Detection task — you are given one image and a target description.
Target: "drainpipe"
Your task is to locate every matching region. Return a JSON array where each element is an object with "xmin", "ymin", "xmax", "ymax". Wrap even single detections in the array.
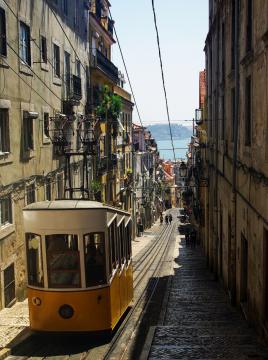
[{"xmin": 231, "ymin": 0, "xmax": 240, "ymax": 305}]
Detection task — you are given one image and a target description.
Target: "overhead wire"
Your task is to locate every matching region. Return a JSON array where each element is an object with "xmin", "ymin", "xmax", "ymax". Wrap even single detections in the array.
[
  {"xmin": 151, "ymin": 0, "xmax": 176, "ymax": 162},
  {"xmin": 109, "ymin": 8, "xmax": 144, "ymax": 129},
  {"xmin": 2, "ymin": 0, "xmax": 86, "ymax": 107}
]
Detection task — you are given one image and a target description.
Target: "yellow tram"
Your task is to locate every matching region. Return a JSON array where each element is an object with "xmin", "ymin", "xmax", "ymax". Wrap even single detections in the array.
[{"xmin": 23, "ymin": 200, "xmax": 133, "ymax": 332}]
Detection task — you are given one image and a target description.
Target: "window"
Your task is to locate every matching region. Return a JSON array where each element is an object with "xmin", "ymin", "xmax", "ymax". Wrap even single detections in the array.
[
  {"xmin": 0, "ymin": 7, "xmax": 7, "ymax": 56},
  {"xmin": 126, "ymin": 220, "xmax": 132, "ymax": 261},
  {"xmin": 63, "ymin": 0, "xmax": 68, "ymax": 15},
  {"xmin": 40, "ymin": 36, "xmax": 47, "ymax": 64},
  {"xmin": 0, "ymin": 195, "xmax": 12, "ymax": 226},
  {"xmin": 23, "ymin": 112, "xmax": 34, "ymax": 151},
  {"xmin": 53, "ymin": 43, "xmax": 60, "ymax": 78},
  {"xmin": 231, "ymin": 88, "xmax": 235, "ymax": 142},
  {"xmin": 118, "ymin": 221, "xmax": 125, "ymax": 265},
  {"xmin": 57, "ymin": 173, "xmax": 64, "ymax": 199},
  {"xmin": 43, "ymin": 112, "xmax": 50, "ymax": 140},
  {"xmin": 46, "ymin": 234, "xmax": 80, "ymax": 288},
  {"xmin": 26, "ymin": 233, "xmax": 44, "ymax": 287},
  {"xmin": 76, "ymin": 59, "xmax": 81, "ymax": 78},
  {"xmin": 26, "ymin": 183, "xmax": 36, "ymax": 204},
  {"xmin": 84, "ymin": 232, "xmax": 106, "ymax": 287},
  {"xmin": 64, "ymin": 51, "xmax": 70, "ymax": 96},
  {"xmin": 4, "ymin": 263, "xmax": 15, "ymax": 307},
  {"xmin": 246, "ymin": 0, "xmax": 253, "ymax": 52},
  {"xmin": 19, "ymin": 22, "xmax": 31, "ymax": 66},
  {"xmin": 245, "ymin": 76, "xmax": 251, "ymax": 146},
  {"xmin": 108, "ymin": 219, "xmax": 117, "ymax": 271},
  {"xmin": 0, "ymin": 109, "xmax": 10, "ymax": 153},
  {"xmin": 46, "ymin": 179, "xmax": 52, "ymax": 201}
]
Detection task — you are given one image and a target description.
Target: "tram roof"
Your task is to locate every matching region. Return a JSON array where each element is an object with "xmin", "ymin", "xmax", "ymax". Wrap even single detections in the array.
[{"xmin": 23, "ymin": 200, "xmax": 130, "ymax": 215}]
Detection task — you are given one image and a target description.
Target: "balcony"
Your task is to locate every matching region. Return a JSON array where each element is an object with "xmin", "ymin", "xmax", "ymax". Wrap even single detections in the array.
[
  {"xmin": 92, "ymin": 50, "xmax": 118, "ymax": 83},
  {"xmin": 64, "ymin": 74, "xmax": 82, "ymax": 105}
]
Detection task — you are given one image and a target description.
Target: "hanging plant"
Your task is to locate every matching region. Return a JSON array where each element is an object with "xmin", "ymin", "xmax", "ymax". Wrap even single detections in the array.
[
  {"xmin": 91, "ymin": 180, "xmax": 102, "ymax": 194},
  {"xmin": 96, "ymin": 85, "xmax": 122, "ymax": 122}
]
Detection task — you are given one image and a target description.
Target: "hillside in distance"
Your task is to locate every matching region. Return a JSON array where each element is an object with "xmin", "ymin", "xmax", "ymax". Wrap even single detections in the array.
[{"xmin": 147, "ymin": 123, "xmax": 192, "ymax": 141}]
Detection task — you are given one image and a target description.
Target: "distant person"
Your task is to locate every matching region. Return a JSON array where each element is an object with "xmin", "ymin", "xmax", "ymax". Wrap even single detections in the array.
[
  {"xmin": 169, "ymin": 214, "xmax": 173, "ymax": 224},
  {"xmin": 165, "ymin": 215, "xmax": 169, "ymax": 225},
  {"xmin": 160, "ymin": 214, "xmax": 163, "ymax": 225}
]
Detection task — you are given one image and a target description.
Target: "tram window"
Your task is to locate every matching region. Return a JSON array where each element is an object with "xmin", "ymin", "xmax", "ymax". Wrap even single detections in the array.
[
  {"xmin": 108, "ymin": 220, "xmax": 117, "ymax": 271},
  {"xmin": 118, "ymin": 222, "xmax": 125, "ymax": 265},
  {"xmin": 126, "ymin": 222, "xmax": 132, "ymax": 261},
  {"xmin": 84, "ymin": 232, "xmax": 106, "ymax": 287},
  {"xmin": 45, "ymin": 234, "xmax": 80, "ymax": 288},
  {"xmin": 26, "ymin": 233, "xmax": 44, "ymax": 287}
]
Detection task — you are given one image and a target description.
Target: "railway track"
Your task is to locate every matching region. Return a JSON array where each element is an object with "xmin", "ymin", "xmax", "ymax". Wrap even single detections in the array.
[
  {"xmin": 5, "ymin": 216, "xmax": 177, "ymax": 360},
  {"xmin": 101, "ymin": 221, "xmax": 176, "ymax": 360}
]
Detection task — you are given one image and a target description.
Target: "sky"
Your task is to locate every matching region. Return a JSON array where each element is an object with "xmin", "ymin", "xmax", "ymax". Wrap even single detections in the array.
[{"xmin": 110, "ymin": 1, "xmax": 208, "ymax": 126}]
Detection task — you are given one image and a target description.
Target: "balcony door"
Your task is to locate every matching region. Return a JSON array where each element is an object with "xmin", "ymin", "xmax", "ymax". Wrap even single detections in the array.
[{"xmin": 64, "ymin": 51, "xmax": 71, "ymax": 98}]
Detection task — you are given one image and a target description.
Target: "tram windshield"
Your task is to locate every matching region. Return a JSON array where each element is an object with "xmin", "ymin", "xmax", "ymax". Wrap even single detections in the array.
[
  {"xmin": 84, "ymin": 232, "xmax": 106, "ymax": 287},
  {"xmin": 46, "ymin": 234, "xmax": 80, "ymax": 288},
  {"xmin": 26, "ymin": 233, "xmax": 44, "ymax": 287}
]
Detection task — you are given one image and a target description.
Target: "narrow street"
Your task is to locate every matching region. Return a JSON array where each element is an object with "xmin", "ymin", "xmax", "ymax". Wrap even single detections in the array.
[{"xmin": 146, "ymin": 235, "xmax": 268, "ymax": 359}]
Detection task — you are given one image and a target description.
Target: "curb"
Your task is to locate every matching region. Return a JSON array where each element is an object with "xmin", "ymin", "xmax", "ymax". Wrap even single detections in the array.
[
  {"xmin": 0, "ymin": 327, "xmax": 32, "ymax": 359},
  {"xmin": 0, "ymin": 348, "xmax": 10, "ymax": 360}
]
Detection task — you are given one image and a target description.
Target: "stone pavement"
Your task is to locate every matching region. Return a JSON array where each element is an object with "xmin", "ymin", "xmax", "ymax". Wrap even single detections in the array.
[{"xmin": 148, "ymin": 235, "xmax": 268, "ymax": 359}]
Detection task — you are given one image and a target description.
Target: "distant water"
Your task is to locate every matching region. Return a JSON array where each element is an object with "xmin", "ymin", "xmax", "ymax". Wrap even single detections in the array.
[{"xmin": 157, "ymin": 138, "xmax": 190, "ymax": 160}]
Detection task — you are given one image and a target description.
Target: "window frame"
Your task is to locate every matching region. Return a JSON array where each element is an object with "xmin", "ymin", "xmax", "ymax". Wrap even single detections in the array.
[
  {"xmin": 26, "ymin": 182, "xmax": 36, "ymax": 205},
  {"xmin": 45, "ymin": 234, "xmax": 81, "ymax": 289},
  {"xmin": 3, "ymin": 263, "xmax": 15, "ymax": 307},
  {"xmin": 26, "ymin": 233, "xmax": 44, "ymax": 288},
  {"xmin": 0, "ymin": 108, "xmax": 10, "ymax": 154},
  {"xmin": 53, "ymin": 43, "xmax": 61, "ymax": 78},
  {"xmin": 40, "ymin": 35, "xmax": 47, "ymax": 64},
  {"xmin": 0, "ymin": 194, "xmax": 12, "ymax": 227},
  {"xmin": 84, "ymin": 232, "xmax": 107, "ymax": 287},
  {"xmin": 0, "ymin": 7, "xmax": 7, "ymax": 57},
  {"xmin": 43, "ymin": 112, "xmax": 50, "ymax": 143},
  {"xmin": 19, "ymin": 21, "xmax": 31, "ymax": 66},
  {"xmin": 23, "ymin": 111, "xmax": 34, "ymax": 152}
]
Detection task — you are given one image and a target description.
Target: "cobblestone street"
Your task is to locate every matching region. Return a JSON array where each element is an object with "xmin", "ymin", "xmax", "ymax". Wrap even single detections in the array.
[{"xmin": 148, "ymin": 236, "xmax": 268, "ymax": 359}]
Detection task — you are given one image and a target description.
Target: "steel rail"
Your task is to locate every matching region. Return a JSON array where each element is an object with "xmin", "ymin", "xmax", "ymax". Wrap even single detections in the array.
[{"xmin": 101, "ymin": 221, "xmax": 176, "ymax": 360}]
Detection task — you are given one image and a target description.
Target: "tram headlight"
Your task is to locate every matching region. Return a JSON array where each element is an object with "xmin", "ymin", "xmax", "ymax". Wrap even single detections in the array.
[{"xmin": 58, "ymin": 304, "xmax": 74, "ymax": 319}]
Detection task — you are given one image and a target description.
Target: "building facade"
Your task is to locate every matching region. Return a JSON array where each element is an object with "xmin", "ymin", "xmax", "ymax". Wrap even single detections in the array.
[
  {"xmin": 0, "ymin": 0, "xmax": 90, "ymax": 309},
  {"xmin": 204, "ymin": 0, "xmax": 268, "ymax": 334}
]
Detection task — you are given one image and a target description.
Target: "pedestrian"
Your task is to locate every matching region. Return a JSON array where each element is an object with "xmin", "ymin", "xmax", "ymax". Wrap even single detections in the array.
[
  {"xmin": 169, "ymin": 214, "xmax": 173, "ymax": 224},
  {"xmin": 165, "ymin": 215, "xmax": 169, "ymax": 225},
  {"xmin": 160, "ymin": 214, "xmax": 163, "ymax": 225}
]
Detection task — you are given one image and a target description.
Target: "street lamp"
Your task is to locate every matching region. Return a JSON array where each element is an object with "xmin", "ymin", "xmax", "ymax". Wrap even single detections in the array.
[
  {"xmin": 195, "ymin": 108, "xmax": 203, "ymax": 125},
  {"xmin": 179, "ymin": 161, "xmax": 188, "ymax": 178}
]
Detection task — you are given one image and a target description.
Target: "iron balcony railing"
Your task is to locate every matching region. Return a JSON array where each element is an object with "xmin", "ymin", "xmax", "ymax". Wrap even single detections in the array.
[
  {"xmin": 93, "ymin": 50, "xmax": 118, "ymax": 83},
  {"xmin": 64, "ymin": 74, "xmax": 82, "ymax": 102}
]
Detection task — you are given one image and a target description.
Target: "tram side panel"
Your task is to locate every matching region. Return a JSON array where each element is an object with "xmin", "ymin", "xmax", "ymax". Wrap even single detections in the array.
[{"xmin": 28, "ymin": 287, "xmax": 110, "ymax": 332}]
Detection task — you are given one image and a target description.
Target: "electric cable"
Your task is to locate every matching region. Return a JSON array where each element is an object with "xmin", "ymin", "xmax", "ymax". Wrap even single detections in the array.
[
  {"xmin": 2, "ymin": 0, "xmax": 86, "ymax": 107},
  {"xmin": 109, "ymin": 9, "xmax": 144, "ymax": 129},
  {"xmin": 151, "ymin": 0, "xmax": 176, "ymax": 162}
]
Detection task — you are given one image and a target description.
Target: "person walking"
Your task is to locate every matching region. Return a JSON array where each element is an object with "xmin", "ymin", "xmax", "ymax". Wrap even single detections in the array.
[
  {"xmin": 169, "ymin": 214, "xmax": 173, "ymax": 224},
  {"xmin": 165, "ymin": 214, "xmax": 169, "ymax": 225},
  {"xmin": 160, "ymin": 213, "xmax": 163, "ymax": 225}
]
